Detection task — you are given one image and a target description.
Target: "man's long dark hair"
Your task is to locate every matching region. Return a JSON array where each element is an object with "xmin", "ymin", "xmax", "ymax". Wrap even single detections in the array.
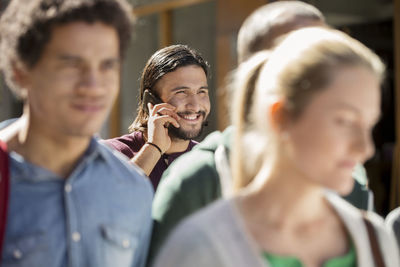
[{"xmin": 129, "ymin": 44, "xmax": 209, "ymax": 133}]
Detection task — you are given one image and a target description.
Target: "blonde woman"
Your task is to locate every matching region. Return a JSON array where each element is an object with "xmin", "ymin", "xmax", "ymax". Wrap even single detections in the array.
[{"xmin": 153, "ymin": 27, "xmax": 399, "ymax": 267}]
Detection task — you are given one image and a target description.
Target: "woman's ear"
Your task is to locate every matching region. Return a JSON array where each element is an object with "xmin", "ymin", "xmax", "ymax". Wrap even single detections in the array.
[{"xmin": 268, "ymin": 99, "xmax": 289, "ymax": 133}]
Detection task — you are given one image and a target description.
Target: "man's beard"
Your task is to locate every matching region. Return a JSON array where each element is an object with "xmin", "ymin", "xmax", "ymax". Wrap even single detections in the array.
[{"xmin": 168, "ymin": 111, "xmax": 208, "ymax": 140}]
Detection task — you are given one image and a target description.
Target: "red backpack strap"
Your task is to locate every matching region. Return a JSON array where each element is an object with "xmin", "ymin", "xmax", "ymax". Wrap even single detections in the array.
[{"xmin": 0, "ymin": 140, "xmax": 9, "ymax": 258}]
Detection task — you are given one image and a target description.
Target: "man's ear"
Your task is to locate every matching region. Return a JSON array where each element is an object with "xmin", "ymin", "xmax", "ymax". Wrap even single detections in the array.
[
  {"xmin": 268, "ymin": 99, "xmax": 289, "ymax": 133},
  {"xmin": 12, "ymin": 61, "xmax": 29, "ymax": 98}
]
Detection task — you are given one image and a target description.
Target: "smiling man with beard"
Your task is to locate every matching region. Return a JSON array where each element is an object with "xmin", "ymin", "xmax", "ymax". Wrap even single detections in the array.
[{"xmin": 104, "ymin": 45, "xmax": 210, "ymax": 190}]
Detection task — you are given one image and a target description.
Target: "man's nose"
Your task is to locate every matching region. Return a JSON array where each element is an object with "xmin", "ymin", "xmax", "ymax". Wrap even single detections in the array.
[
  {"xmin": 77, "ymin": 67, "xmax": 103, "ymax": 94},
  {"xmin": 185, "ymin": 93, "xmax": 201, "ymax": 112}
]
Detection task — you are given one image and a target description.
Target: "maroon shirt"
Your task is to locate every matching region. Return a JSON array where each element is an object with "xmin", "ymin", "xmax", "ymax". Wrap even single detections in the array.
[{"xmin": 103, "ymin": 131, "xmax": 198, "ymax": 190}]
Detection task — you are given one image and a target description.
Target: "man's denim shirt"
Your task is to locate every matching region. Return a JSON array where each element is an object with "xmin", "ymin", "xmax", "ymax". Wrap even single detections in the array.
[{"xmin": 1, "ymin": 138, "xmax": 153, "ymax": 267}]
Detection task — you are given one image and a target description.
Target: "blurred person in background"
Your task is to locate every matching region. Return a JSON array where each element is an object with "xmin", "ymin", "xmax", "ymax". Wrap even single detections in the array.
[
  {"xmin": 0, "ymin": 0, "xmax": 153, "ymax": 266},
  {"xmin": 154, "ymin": 27, "xmax": 398, "ymax": 267},
  {"xmin": 149, "ymin": 1, "xmax": 376, "ymax": 263}
]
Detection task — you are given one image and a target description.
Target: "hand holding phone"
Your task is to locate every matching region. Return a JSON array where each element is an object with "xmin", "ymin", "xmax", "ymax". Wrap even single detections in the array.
[
  {"xmin": 142, "ymin": 89, "xmax": 163, "ymax": 114},
  {"xmin": 143, "ymin": 89, "xmax": 180, "ymax": 130},
  {"xmin": 144, "ymin": 89, "xmax": 180, "ymax": 154}
]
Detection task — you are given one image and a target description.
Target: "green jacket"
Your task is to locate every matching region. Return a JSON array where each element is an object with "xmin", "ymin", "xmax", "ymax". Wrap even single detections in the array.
[{"xmin": 148, "ymin": 126, "xmax": 372, "ymax": 265}]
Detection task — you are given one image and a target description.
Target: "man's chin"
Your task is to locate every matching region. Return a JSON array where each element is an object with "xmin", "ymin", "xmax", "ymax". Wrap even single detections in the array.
[{"xmin": 168, "ymin": 124, "xmax": 204, "ymax": 141}]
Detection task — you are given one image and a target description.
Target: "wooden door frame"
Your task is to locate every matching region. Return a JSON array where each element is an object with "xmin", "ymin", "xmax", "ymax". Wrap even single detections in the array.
[
  {"xmin": 391, "ymin": 0, "xmax": 400, "ymax": 209},
  {"xmin": 215, "ymin": 0, "xmax": 268, "ymax": 130}
]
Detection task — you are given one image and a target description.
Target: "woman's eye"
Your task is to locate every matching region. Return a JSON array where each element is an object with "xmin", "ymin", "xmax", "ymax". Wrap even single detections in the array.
[{"xmin": 336, "ymin": 117, "xmax": 354, "ymax": 127}]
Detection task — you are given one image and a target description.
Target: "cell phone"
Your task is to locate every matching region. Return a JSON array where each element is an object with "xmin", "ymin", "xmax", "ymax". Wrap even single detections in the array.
[
  {"xmin": 142, "ymin": 89, "xmax": 163, "ymax": 114},
  {"xmin": 142, "ymin": 89, "xmax": 177, "ymax": 130}
]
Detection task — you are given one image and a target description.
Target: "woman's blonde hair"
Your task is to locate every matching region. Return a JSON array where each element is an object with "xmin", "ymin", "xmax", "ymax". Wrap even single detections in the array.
[{"xmin": 231, "ymin": 27, "xmax": 385, "ymax": 191}]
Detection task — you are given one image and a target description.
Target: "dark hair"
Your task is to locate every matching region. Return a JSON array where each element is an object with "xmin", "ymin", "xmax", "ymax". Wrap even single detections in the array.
[
  {"xmin": 129, "ymin": 44, "xmax": 209, "ymax": 133},
  {"xmin": 0, "ymin": 0, "xmax": 133, "ymax": 98},
  {"xmin": 237, "ymin": 0, "xmax": 325, "ymax": 63},
  {"xmin": 230, "ymin": 1, "xmax": 325, "ymax": 138}
]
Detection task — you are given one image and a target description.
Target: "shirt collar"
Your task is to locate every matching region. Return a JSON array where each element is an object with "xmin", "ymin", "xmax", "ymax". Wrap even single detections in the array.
[
  {"xmin": 10, "ymin": 137, "xmax": 106, "ymax": 182},
  {"xmin": 163, "ymin": 139, "xmax": 198, "ymax": 162}
]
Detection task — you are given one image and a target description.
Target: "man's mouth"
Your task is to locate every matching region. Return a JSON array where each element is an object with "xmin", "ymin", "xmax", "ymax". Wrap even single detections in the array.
[
  {"xmin": 72, "ymin": 103, "xmax": 105, "ymax": 113},
  {"xmin": 178, "ymin": 111, "xmax": 206, "ymax": 123},
  {"xmin": 181, "ymin": 114, "xmax": 199, "ymax": 121},
  {"xmin": 168, "ymin": 110, "xmax": 208, "ymax": 140}
]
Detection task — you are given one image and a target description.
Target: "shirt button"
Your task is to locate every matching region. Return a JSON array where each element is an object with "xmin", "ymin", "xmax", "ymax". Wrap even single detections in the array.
[
  {"xmin": 13, "ymin": 249, "xmax": 22, "ymax": 259},
  {"xmin": 65, "ymin": 184, "xmax": 72, "ymax": 193},
  {"xmin": 122, "ymin": 239, "xmax": 130, "ymax": 248},
  {"xmin": 72, "ymin": 232, "xmax": 81, "ymax": 242}
]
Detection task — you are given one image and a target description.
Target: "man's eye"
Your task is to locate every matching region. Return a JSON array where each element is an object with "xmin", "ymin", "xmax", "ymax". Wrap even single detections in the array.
[
  {"xmin": 101, "ymin": 60, "xmax": 119, "ymax": 71},
  {"xmin": 60, "ymin": 61, "xmax": 80, "ymax": 69},
  {"xmin": 198, "ymin": 89, "xmax": 208, "ymax": 95}
]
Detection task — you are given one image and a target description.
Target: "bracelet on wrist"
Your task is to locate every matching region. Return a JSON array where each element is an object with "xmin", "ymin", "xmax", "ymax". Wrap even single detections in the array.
[{"xmin": 146, "ymin": 142, "xmax": 163, "ymax": 155}]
